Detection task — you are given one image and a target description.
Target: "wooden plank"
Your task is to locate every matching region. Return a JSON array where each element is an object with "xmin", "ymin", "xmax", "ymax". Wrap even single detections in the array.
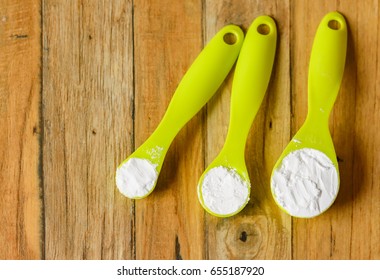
[
  {"xmin": 373, "ymin": 4, "xmax": 380, "ymax": 258},
  {"xmin": 291, "ymin": 0, "xmax": 380, "ymax": 259},
  {"xmin": 348, "ymin": 0, "xmax": 380, "ymax": 259},
  {"xmin": 133, "ymin": 0, "xmax": 205, "ymax": 259},
  {"xmin": 43, "ymin": 0, "xmax": 135, "ymax": 259},
  {"xmin": 0, "ymin": 0, "xmax": 41, "ymax": 259},
  {"xmin": 204, "ymin": 0, "xmax": 291, "ymax": 259}
]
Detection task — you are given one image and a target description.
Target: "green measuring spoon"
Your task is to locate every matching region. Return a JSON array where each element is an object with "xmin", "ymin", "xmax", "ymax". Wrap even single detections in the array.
[
  {"xmin": 197, "ymin": 16, "xmax": 277, "ymax": 217},
  {"xmin": 270, "ymin": 12, "xmax": 347, "ymax": 218},
  {"xmin": 116, "ymin": 25, "xmax": 244, "ymax": 199}
]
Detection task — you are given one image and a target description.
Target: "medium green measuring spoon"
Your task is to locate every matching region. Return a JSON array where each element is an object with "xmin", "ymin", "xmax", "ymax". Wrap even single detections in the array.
[
  {"xmin": 116, "ymin": 25, "xmax": 244, "ymax": 199},
  {"xmin": 270, "ymin": 12, "xmax": 347, "ymax": 218},
  {"xmin": 197, "ymin": 16, "xmax": 277, "ymax": 217}
]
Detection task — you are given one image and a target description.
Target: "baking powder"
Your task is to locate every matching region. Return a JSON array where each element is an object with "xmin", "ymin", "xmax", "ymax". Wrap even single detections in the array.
[
  {"xmin": 116, "ymin": 157, "xmax": 158, "ymax": 198},
  {"xmin": 271, "ymin": 148, "xmax": 338, "ymax": 217},
  {"xmin": 201, "ymin": 166, "xmax": 250, "ymax": 215}
]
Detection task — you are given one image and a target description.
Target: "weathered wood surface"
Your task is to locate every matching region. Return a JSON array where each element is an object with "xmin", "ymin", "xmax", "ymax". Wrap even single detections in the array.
[
  {"xmin": 1, "ymin": 0, "xmax": 379, "ymax": 259},
  {"xmin": 0, "ymin": 0, "xmax": 41, "ymax": 259},
  {"xmin": 42, "ymin": 0, "xmax": 135, "ymax": 259}
]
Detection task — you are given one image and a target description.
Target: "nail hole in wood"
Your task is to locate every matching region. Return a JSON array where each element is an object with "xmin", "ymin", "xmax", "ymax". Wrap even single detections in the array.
[{"xmin": 239, "ymin": 231, "xmax": 248, "ymax": 242}]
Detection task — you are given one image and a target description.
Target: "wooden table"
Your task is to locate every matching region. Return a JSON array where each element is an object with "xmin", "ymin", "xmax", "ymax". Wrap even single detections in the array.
[{"xmin": 1, "ymin": 0, "xmax": 379, "ymax": 260}]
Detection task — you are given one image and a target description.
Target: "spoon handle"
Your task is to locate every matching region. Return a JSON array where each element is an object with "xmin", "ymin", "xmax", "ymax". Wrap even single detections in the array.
[
  {"xmin": 149, "ymin": 25, "xmax": 244, "ymax": 147},
  {"xmin": 308, "ymin": 12, "xmax": 347, "ymax": 120},
  {"xmin": 224, "ymin": 16, "xmax": 277, "ymax": 155}
]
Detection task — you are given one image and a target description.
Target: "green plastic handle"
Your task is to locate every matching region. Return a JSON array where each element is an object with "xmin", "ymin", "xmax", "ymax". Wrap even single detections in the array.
[
  {"xmin": 308, "ymin": 12, "xmax": 347, "ymax": 121},
  {"xmin": 148, "ymin": 25, "xmax": 244, "ymax": 148},
  {"xmin": 223, "ymin": 16, "xmax": 277, "ymax": 158}
]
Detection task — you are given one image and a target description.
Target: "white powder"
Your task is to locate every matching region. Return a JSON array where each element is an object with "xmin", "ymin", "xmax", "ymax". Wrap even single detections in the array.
[
  {"xmin": 146, "ymin": 146, "xmax": 164, "ymax": 160},
  {"xmin": 116, "ymin": 158, "xmax": 158, "ymax": 198},
  {"xmin": 201, "ymin": 166, "xmax": 250, "ymax": 215},
  {"xmin": 271, "ymin": 148, "xmax": 338, "ymax": 218}
]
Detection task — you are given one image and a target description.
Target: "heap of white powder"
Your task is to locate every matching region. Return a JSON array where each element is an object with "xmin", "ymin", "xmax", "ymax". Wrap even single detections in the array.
[
  {"xmin": 200, "ymin": 166, "xmax": 250, "ymax": 215},
  {"xmin": 116, "ymin": 158, "xmax": 158, "ymax": 198},
  {"xmin": 271, "ymin": 148, "xmax": 338, "ymax": 218}
]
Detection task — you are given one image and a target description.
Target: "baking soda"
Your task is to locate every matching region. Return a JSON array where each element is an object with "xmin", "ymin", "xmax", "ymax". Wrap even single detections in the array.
[
  {"xmin": 116, "ymin": 158, "xmax": 158, "ymax": 198},
  {"xmin": 271, "ymin": 148, "xmax": 338, "ymax": 217},
  {"xmin": 200, "ymin": 166, "xmax": 250, "ymax": 215}
]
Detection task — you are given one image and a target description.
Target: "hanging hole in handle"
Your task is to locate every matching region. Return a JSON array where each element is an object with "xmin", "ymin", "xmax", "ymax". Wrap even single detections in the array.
[
  {"xmin": 328, "ymin": 19, "xmax": 341, "ymax": 30},
  {"xmin": 223, "ymin": 32, "xmax": 237, "ymax": 45},
  {"xmin": 257, "ymin": 24, "xmax": 270, "ymax": 35}
]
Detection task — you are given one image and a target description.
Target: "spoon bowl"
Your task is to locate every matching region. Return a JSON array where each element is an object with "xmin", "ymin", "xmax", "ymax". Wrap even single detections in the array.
[{"xmin": 197, "ymin": 148, "xmax": 251, "ymax": 217}]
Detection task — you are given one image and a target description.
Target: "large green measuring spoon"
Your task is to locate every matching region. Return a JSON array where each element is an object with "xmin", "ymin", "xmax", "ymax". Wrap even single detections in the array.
[
  {"xmin": 197, "ymin": 16, "xmax": 277, "ymax": 217},
  {"xmin": 271, "ymin": 12, "xmax": 347, "ymax": 218},
  {"xmin": 116, "ymin": 25, "xmax": 244, "ymax": 199}
]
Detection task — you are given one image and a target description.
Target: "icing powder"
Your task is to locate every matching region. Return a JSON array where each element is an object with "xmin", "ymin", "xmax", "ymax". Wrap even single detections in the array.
[
  {"xmin": 201, "ymin": 166, "xmax": 250, "ymax": 215},
  {"xmin": 271, "ymin": 148, "xmax": 338, "ymax": 217},
  {"xmin": 116, "ymin": 158, "xmax": 158, "ymax": 198}
]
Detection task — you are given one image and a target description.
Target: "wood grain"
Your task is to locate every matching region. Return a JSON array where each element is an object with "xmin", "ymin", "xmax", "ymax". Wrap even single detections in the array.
[
  {"xmin": 344, "ymin": 0, "xmax": 380, "ymax": 259},
  {"xmin": 133, "ymin": 0, "xmax": 205, "ymax": 260},
  {"xmin": 204, "ymin": 0, "xmax": 291, "ymax": 259},
  {"xmin": 0, "ymin": 0, "xmax": 41, "ymax": 259},
  {"xmin": 43, "ymin": 0, "xmax": 135, "ymax": 259}
]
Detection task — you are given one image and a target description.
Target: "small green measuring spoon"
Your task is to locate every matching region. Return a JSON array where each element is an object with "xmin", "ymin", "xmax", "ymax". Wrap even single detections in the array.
[
  {"xmin": 270, "ymin": 12, "xmax": 347, "ymax": 218},
  {"xmin": 116, "ymin": 25, "xmax": 244, "ymax": 199},
  {"xmin": 197, "ymin": 16, "xmax": 277, "ymax": 217}
]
